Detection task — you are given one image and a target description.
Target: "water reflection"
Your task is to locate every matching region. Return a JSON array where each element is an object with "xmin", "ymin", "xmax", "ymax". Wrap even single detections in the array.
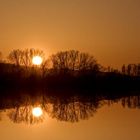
[
  {"xmin": 50, "ymin": 97, "xmax": 101, "ymax": 122},
  {"xmin": 8, "ymin": 106, "xmax": 45, "ymax": 124},
  {"xmin": 121, "ymin": 96, "xmax": 140, "ymax": 109},
  {"xmin": 0, "ymin": 92, "xmax": 140, "ymax": 124}
]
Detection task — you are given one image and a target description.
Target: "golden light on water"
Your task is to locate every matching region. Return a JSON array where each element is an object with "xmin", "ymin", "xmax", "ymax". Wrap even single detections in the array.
[
  {"xmin": 32, "ymin": 107, "xmax": 43, "ymax": 117},
  {"xmin": 32, "ymin": 56, "xmax": 43, "ymax": 65}
]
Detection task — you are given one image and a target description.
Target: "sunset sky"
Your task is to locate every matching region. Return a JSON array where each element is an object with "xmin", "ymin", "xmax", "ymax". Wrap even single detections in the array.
[{"xmin": 0, "ymin": 0, "xmax": 140, "ymax": 68}]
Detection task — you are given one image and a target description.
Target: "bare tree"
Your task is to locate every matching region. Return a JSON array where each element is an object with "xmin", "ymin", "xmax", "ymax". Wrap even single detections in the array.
[
  {"xmin": 41, "ymin": 59, "xmax": 50, "ymax": 77},
  {"xmin": 77, "ymin": 52, "xmax": 98, "ymax": 71},
  {"xmin": 127, "ymin": 64, "xmax": 132, "ymax": 75},
  {"xmin": 21, "ymin": 49, "xmax": 45, "ymax": 68},
  {"xmin": 0, "ymin": 52, "xmax": 2, "ymax": 62},
  {"xmin": 8, "ymin": 49, "xmax": 45, "ymax": 67},
  {"xmin": 50, "ymin": 50, "xmax": 100, "ymax": 72},
  {"xmin": 68, "ymin": 50, "xmax": 79, "ymax": 70},
  {"xmin": 137, "ymin": 64, "xmax": 140, "ymax": 76},
  {"xmin": 8, "ymin": 49, "xmax": 23, "ymax": 66},
  {"xmin": 122, "ymin": 64, "xmax": 126, "ymax": 74}
]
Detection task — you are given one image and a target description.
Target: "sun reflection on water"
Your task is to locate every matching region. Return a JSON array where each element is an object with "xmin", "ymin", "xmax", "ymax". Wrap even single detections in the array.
[{"xmin": 32, "ymin": 107, "xmax": 43, "ymax": 117}]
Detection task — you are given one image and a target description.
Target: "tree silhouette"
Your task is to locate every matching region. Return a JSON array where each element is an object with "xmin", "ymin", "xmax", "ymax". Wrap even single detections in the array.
[
  {"xmin": 8, "ymin": 49, "xmax": 45, "ymax": 68},
  {"xmin": 50, "ymin": 50, "xmax": 100, "ymax": 72},
  {"xmin": 40, "ymin": 59, "xmax": 50, "ymax": 78},
  {"xmin": 21, "ymin": 49, "xmax": 45, "ymax": 68},
  {"xmin": 121, "ymin": 64, "xmax": 140, "ymax": 76},
  {"xmin": 122, "ymin": 64, "xmax": 126, "ymax": 74},
  {"xmin": 137, "ymin": 64, "xmax": 140, "ymax": 76},
  {"xmin": 8, "ymin": 49, "xmax": 23, "ymax": 66},
  {"xmin": 127, "ymin": 64, "xmax": 132, "ymax": 75},
  {"xmin": 0, "ymin": 52, "xmax": 3, "ymax": 62}
]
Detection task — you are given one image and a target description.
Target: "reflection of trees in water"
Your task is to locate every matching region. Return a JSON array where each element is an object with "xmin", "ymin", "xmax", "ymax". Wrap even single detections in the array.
[
  {"xmin": 4, "ymin": 96, "xmax": 102, "ymax": 123},
  {"xmin": 121, "ymin": 96, "xmax": 140, "ymax": 109},
  {"xmin": 1, "ymin": 94, "xmax": 140, "ymax": 124},
  {"xmin": 8, "ymin": 106, "xmax": 44, "ymax": 124},
  {"xmin": 106, "ymin": 98, "xmax": 121, "ymax": 106},
  {"xmin": 0, "ymin": 94, "xmax": 44, "ymax": 123},
  {"xmin": 49, "ymin": 97, "xmax": 102, "ymax": 122},
  {"xmin": 0, "ymin": 110, "xmax": 2, "ymax": 121},
  {"xmin": 50, "ymin": 102, "xmax": 97, "ymax": 122},
  {"xmin": 105, "ymin": 96, "xmax": 140, "ymax": 109},
  {"xmin": 0, "ymin": 109, "xmax": 6, "ymax": 121}
]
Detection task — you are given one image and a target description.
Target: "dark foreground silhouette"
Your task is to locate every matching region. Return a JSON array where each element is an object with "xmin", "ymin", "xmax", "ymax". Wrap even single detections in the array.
[{"xmin": 0, "ymin": 62, "xmax": 140, "ymax": 93}]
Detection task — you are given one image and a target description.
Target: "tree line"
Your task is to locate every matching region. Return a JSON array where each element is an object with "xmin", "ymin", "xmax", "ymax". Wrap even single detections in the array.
[
  {"xmin": 0, "ymin": 49, "xmax": 140, "ymax": 91},
  {"xmin": 122, "ymin": 64, "xmax": 140, "ymax": 76},
  {"xmin": 1, "ymin": 49, "xmax": 140, "ymax": 76},
  {"xmin": 0, "ymin": 49, "xmax": 101, "ymax": 73}
]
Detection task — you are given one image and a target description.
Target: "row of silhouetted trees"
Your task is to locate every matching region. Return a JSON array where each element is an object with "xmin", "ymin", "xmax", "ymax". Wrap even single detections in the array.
[
  {"xmin": 122, "ymin": 64, "xmax": 140, "ymax": 76},
  {"xmin": 1, "ymin": 49, "xmax": 140, "ymax": 77},
  {"xmin": 0, "ymin": 49, "xmax": 104, "ymax": 90},
  {"xmin": 0, "ymin": 49, "xmax": 101, "ymax": 73},
  {"xmin": 50, "ymin": 50, "xmax": 100, "ymax": 72}
]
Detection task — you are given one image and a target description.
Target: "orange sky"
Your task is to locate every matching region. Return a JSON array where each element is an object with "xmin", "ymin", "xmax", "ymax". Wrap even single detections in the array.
[{"xmin": 0, "ymin": 0, "xmax": 140, "ymax": 68}]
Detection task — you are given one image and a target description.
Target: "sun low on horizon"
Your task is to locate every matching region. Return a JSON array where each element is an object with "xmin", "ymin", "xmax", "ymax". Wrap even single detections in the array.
[
  {"xmin": 32, "ymin": 56, "xmax": 43, "ymax": 66},
  {"xmin": 0, "ymin": 0, "xmax": 140, "ymax": 68}
]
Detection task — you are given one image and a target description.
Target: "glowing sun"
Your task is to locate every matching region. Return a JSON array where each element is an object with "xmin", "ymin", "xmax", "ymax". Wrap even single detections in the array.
[
  {"xmin": 32, "ymin": 56, "xmax": 43, "ymax": 65},
  {"xmin": 32, "ymin": 107, "xmax": 43, "ymax": 117}
]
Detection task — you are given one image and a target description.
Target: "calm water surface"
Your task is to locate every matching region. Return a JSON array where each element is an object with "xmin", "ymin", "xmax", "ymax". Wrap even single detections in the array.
[{"xmin": 0, "ymin": 95, "xmax": 140, "ymax": 140}]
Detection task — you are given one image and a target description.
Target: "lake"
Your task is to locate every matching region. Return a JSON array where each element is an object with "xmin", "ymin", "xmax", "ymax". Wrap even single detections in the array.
[{"xmin": 0, "ymin": 92, "xmax": 140, "ymax": 140}]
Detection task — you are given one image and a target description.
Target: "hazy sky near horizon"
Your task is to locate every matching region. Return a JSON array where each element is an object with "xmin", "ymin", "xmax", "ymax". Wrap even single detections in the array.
[{"xmin": 0, "ymin": 0, "xmax": 140, "ymax": 68}]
